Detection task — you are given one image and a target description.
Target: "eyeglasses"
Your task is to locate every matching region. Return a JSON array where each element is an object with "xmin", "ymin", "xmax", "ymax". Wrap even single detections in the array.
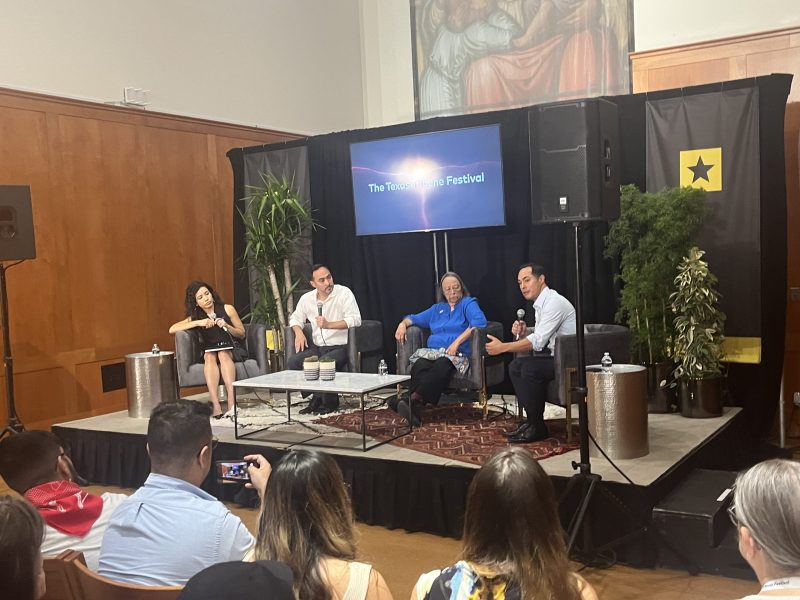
[
  {"xmin": 443, "ymin": 285, "xmax": 461, "ymax": 293},
  {"xmin": 210, "ymin": 438, "xmax": 219, "ymax": 451},
  {"xmin": 727, "ymin": 502, "xmax": 739, "ymax": 528}
]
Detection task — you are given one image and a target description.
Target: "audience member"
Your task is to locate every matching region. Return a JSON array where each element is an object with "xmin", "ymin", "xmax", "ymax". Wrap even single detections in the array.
[
  {"xmin": 247, "ymin": 449, "xmax": 393, "ymax": 600},
  {"xmin": 0, "ymin": 494, "xmax": 46, "ymax": 600},
  {"xmin": 486, "ymin": 263, "xmax": 576, "ymax": 442},
  {"xmin": 169, "ymin": 280, "xmax": 247, "ymax": 418},
  {"xmin": 98, "ymin": 399, "xmax": 254, "ymax": 585},
  {"xmin": 0, "ymin": 430, "xmax": 126, "ymax": 571},
  {"xmin": 288, "ymin": 264, "xmax": 363, "ymax": 414},
  {"xmin": 178, "ymin": 560, "xmax": 294, "ymax": 600},
  {"xmin": 412, "ymin": 447, "xmax": 597, "ymax": 599},
  {"xmin": 732, "ymin": 459, "xmax": 800, "ymax": 599},
  {"xmin": 394, "ymin": 271, "xmax": 487, "ymax": 426}
]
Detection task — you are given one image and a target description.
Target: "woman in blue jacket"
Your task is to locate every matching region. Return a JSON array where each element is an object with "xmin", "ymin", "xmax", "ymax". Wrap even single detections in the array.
[{"xmin": 394, "ymin": 272, "xmax": 487, "ymax": 426}]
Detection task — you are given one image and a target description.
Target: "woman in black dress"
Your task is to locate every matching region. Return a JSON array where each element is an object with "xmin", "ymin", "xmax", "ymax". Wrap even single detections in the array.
[{"xmin": 169, "ymin": 281, "xmax": 246, "ymax": 418}]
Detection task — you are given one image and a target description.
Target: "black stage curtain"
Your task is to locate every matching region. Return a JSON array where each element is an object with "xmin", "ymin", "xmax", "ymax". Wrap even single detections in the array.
[{"xmin": 228, "ymin": 75, "xmax": 789, "ymax": 435}]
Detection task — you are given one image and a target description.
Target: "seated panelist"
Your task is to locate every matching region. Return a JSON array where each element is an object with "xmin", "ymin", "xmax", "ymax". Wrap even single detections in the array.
[
  {"xmin": 287, "ymin": 264, "xmax": 362, "ymax": 415},
  {"xmin": 394, "ymin": 272, "xmax": 487, "ymax": 426},
  {"xmin": 169, "ymin": 280, "xmax": 246, "ymax": 418}
]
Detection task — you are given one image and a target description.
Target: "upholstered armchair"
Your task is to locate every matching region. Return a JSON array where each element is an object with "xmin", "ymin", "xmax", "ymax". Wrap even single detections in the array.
[
  {"xmin": 283, "ymin": 320, "xmax": 384, "ymax": 374},
  {"xmin": 517, "ymin": 323, "xmax": 630, "ymax": 440},
  {"xmin": 175, "ymin": 323, "xmax": 269, "ymax": 389},
  {"xmin": 396, "ymin": 321, "xmax": 505, "ymax": 418}
]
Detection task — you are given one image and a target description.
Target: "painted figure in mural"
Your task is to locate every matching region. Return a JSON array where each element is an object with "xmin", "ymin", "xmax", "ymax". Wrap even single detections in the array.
[
  {"xmin": 418, "ymin": 0, "xmax": 521, "ymax": 117},
  {"xmin": 417, "ymin": 0, "xmax": 629, "ymax": 117}
]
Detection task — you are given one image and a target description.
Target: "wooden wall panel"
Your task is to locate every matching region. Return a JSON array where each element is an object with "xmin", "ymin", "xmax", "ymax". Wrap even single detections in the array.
[
  {"xmin": 630, "ymin": 27, "xmax": 800, "ymax": 434},
  {"xmin": 0, "ymin": 88, "xmax": 300, "ymax": 430}
]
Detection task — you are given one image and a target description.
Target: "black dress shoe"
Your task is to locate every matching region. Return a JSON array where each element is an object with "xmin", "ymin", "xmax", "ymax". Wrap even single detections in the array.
[
  {"xmin": 315, "ymin": 406, "xmax": 338, "ymax": 415},
  {"xmin": 299, "ymin": 397, "xmax": 321, "ymax": 415},
  {"xmin": 508, "ymin": 426, "xmax": 549, "ymax": 444},
  {"xmin": 502, "ymin": 422, "xmax": 530, "ymax": 438},
  {"xmin": 397, "ymin": 400, "xmax": 422, "ymax": 427}
]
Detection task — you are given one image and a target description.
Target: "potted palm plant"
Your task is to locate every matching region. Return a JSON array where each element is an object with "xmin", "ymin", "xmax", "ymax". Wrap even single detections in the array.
[
  {"xmin": 605, "ymin": 185, "xmax": 710, "ymax": 412},
  {"xmin": 240, "ymin": 172, "xmax": 318, "ymax": 353},
  {"xmin": 670, "ymin": 246, "xmax": 726, "ymax": 418}
]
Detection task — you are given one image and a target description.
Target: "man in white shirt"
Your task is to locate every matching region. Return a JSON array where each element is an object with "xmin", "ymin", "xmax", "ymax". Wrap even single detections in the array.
[
  {"xmin": 288, "ymin": 264, "xmax": 362, "ymax": 414},
  {"xmin": 486, "ymin": 263, "xmax": 576, "ymax": 442},
  {"xmin": 0, "ymin": 430, "xmax": 128, "ymax": 571},
  {"xmin": 98, "ymin": 399, "xmax": 253, "ymax": 585}
]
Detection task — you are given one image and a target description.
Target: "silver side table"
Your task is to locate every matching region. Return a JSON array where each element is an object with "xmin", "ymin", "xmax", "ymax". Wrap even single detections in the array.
[
  {"xmin": 586, "ymin": 364, "xmax": 649, "ymax": 459},
  {"xmin": 125, "ymin": 351, "xmax": 178, "ymax": 418}
]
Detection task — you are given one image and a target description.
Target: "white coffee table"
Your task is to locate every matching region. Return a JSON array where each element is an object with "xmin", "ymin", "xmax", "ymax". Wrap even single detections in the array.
[{"xmin": 232, "ymin": 370, "xmax": 410, "ymax": 451}]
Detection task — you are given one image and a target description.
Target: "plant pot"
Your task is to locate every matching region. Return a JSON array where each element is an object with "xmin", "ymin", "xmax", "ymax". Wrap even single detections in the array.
[
  {"xmin": 644, "ymin": 361, "xmax": 676, "ymax": 413},
  {"xmin": 303, "ymin": 358, "xmax": 320, "ymax": 381},
  {"xmin": 680, "ymin": 376, "xmax": 724, "ymax": 418},
  {"xmin": 319, "ymin": 360, "xmax": 336, "ymax": 381}
]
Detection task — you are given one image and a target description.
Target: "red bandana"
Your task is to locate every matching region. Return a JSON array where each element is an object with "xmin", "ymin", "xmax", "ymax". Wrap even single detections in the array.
[{"xmin": 24, "ymin": 481, "xmax": 103, "ymax": 538}]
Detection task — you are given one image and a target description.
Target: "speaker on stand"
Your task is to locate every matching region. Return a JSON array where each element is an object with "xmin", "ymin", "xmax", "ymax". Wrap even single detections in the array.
[{"xmin": 0, "ymin": 185, "xmax": 36, "ymax": 438}]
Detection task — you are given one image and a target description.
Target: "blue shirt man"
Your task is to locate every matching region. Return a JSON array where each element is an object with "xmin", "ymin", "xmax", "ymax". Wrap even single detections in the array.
[
  {"xmin": 98, "ymin": 399, "xmax": 254, "ymax": 585},
  {"xmin": 98, "ymin": 473, "xmax": 253, "ymax": 585}
]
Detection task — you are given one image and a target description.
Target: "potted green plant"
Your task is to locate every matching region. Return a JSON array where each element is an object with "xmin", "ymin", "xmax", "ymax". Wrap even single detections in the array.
[
  {"xmin": 240, "ymin": 172, "xmax": 318, "ymax": 350},
  {"xmin": 605, "ymin": 185, "xmax": 710, "ymax": 412},
  {"xmin": 670, "ymin": 246, "xmax": 726, "ymax": 418},
  {"xmin": 318, "ymin": 355, "xmax": 336, "ymax": 381}
]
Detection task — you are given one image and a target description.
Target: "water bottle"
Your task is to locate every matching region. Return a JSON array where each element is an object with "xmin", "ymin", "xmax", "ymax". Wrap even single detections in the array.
[
  {"xmin": 601, "ymin": 352, "xmax": 612, "ymax": 373},
  {"xmin": 378, "ymin": 359, "xmax": 388, "ymax": 376},
  {"xmin": 151, "ymin": 343, "xmax": 160, "ymax": 354}
]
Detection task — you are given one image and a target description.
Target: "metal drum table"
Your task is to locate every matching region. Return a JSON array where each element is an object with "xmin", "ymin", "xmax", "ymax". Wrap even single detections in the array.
[
  {"xmin": 586, "ymin": 364, "xmax": 649, "ymax": 459},
  {"xmin": 125, "ymin": 351, "xmax": 178, "ymax": 418}
]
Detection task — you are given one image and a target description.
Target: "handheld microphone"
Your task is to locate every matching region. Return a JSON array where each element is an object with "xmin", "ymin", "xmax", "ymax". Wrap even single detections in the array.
[
  {"xmin": 317, "ymin": 302, "xmax": 323, "ymax": 317},
  {"xmin": 210, "ymin": 312, "xmax": 228, "ymax": 332},
  {"xmin": 515, "ymin": 308, "xmax": 525, "ymax": 340}
]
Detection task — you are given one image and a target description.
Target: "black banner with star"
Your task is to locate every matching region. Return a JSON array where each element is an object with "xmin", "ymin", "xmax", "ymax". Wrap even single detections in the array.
[{"xmin": 646, "ymin": 88, "xmax": 760, "ymax": 342}]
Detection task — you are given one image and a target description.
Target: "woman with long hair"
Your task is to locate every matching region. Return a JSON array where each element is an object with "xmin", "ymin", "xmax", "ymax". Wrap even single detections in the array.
[
  {"xmin": 412, "ymin": 447, "xmax": 597, "ymax": 599},
  {"xmin": 730, "ymin": 459, "xmax": 800, "ymax": 599},
  {"xmin": 0, "ymin": 495, "xmax": 47, "ymax": 600},
  {"xmin": 169, "ymin": 280, "xmax": 246, "ymax": 418},
  {"xmin": 394, "ymin": 271, "xmax": 487, "ymax": 426},
  {"xmin": 246, "ymin": 450, "xmax": 393, "ymax": 600}
]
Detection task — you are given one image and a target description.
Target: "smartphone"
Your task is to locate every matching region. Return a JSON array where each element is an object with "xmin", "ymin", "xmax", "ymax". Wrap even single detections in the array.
[{"xmin": 215, "ymin": 460, "xmax": 252, "ymax": 483}]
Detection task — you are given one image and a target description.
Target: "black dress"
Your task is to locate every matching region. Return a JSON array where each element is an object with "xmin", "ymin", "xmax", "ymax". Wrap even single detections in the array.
[{"xmin": 196, "ymin": 303, "xmax": 234, "ymax": 353}]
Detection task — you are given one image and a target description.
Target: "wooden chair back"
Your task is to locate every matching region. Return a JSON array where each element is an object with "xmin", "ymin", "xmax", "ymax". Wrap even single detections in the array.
[{"xmin": 46, "ymin": 550, "xmax": 183, "ymax": 600}]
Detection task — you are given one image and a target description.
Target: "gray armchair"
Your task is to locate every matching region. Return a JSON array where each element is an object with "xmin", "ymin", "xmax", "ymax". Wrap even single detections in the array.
[
  {"xmin": 396, "ymin": 322, "xmax": 505, "ymax": 418},
  {"xmin": 284, "ymin": 320, "xmax": 384, "ymax": 373},
  {"xmin": 175, "ymin": 323, "xmax": 269, "ymax": 389},
  {"xmin": 521, "ymin": 323, "xmax": 630, "ymax": 440}
]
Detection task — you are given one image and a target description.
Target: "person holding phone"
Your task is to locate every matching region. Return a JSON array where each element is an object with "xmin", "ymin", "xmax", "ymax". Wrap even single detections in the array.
[{"xmin": 169, "ymin": 281, "xmax": 246, "ymax": 418}]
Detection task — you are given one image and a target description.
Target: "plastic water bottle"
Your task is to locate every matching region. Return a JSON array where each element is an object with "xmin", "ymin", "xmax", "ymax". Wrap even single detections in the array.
[
  {"xmin": 601, "ymin": 352, "xmax": 612, "ymax": 373},
  {"xmin": 378, "ymin": 359, "xmax": 388, "ymax": 376},
  {"xmin": 151, "ymin": 343, "xmax": 160, "ymax": 354}
]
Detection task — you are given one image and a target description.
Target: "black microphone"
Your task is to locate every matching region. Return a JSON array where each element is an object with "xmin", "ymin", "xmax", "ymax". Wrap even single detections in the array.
[
  {"xmin": 317, "ymin": 302, "xmax": 323, "ymax": 317},
  {"xmin": 515, "ymin": 308, "xmax": 525, "ymax": 340},
  {"xmin": 209, "ymin": 312, "xmax": 228, "ymax": 332}
]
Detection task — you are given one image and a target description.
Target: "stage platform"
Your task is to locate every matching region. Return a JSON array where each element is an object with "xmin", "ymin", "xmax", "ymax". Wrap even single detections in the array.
[{"xmin": 52, "ymin": 394, "xmax": 746, "ymax": 563}]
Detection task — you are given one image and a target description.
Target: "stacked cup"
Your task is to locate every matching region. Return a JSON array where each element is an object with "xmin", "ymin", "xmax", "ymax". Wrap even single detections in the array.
[
  {"xmin": 319, "ymin": 357, "xmax": 336, "ymax": 381},
  {"xmin": 303, "ymin": 356, "xmax": 320, "ymax": 380}
]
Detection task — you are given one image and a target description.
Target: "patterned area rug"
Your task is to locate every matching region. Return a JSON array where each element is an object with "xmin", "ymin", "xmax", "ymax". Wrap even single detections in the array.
[{"xmin": 317, "ymin": 405, "xmax": 579, "ymax": 466}]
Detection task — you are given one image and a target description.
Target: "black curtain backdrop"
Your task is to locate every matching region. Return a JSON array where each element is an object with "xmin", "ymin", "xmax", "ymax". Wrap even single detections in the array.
[{"xmin": 228, "ymin": 75, "xmax": 789, "ymax": 437}]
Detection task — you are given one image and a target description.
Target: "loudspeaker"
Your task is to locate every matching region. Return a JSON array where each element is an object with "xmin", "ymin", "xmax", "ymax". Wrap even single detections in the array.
[
  {"xmin": 529, "ymin": 98, "xmax": 620, "ymax": 223},
  {"xmin": 0, "ymin": 186, "xmax": 36, "ymax": 260}
]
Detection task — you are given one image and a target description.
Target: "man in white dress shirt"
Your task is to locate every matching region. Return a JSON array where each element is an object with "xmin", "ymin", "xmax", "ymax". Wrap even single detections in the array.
[
  {"xmin": 486, "ymin": 263, "xmax": 576, "ymax": 442},
  {"xmin": 0, "ymin": 430, "xmax": 127, "ymax": 571},
  {"xmin": 287, "ymin": 264, "xmax": 362, "ymax": 414}
]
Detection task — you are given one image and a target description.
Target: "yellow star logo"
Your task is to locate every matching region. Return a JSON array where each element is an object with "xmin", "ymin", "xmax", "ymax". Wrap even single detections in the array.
[{"xmin": 679, "ymin": 148, "xmax": 722, "ymax": 191}]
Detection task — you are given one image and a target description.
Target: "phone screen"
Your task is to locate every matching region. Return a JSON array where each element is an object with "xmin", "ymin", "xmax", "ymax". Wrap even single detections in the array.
[{"xmin": 215, "ymin": 461, "xmax": 251, "ymax": 482}]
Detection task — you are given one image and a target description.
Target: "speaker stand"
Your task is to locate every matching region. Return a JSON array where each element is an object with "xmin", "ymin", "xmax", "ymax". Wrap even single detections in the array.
[
  {"xmin": 561, "ymin": 222, "xmax": 642, "ymax": 561},
  {"xmin": 1, "ymin": 262, "xmax": 25, "ymax": 438}
]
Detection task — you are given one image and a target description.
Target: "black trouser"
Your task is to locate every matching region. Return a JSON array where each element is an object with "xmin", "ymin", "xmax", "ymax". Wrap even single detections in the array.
[
  {"xmin": 288, "ymin": 342, "xmax": 348, "ymax": 409},
  {"xmin": 410, "ymin": 357, "xmax": 456, "ymax": 406},
  {"xmin": 508, "ymin": 356, "xmax": 555, "ymax": 431}
]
